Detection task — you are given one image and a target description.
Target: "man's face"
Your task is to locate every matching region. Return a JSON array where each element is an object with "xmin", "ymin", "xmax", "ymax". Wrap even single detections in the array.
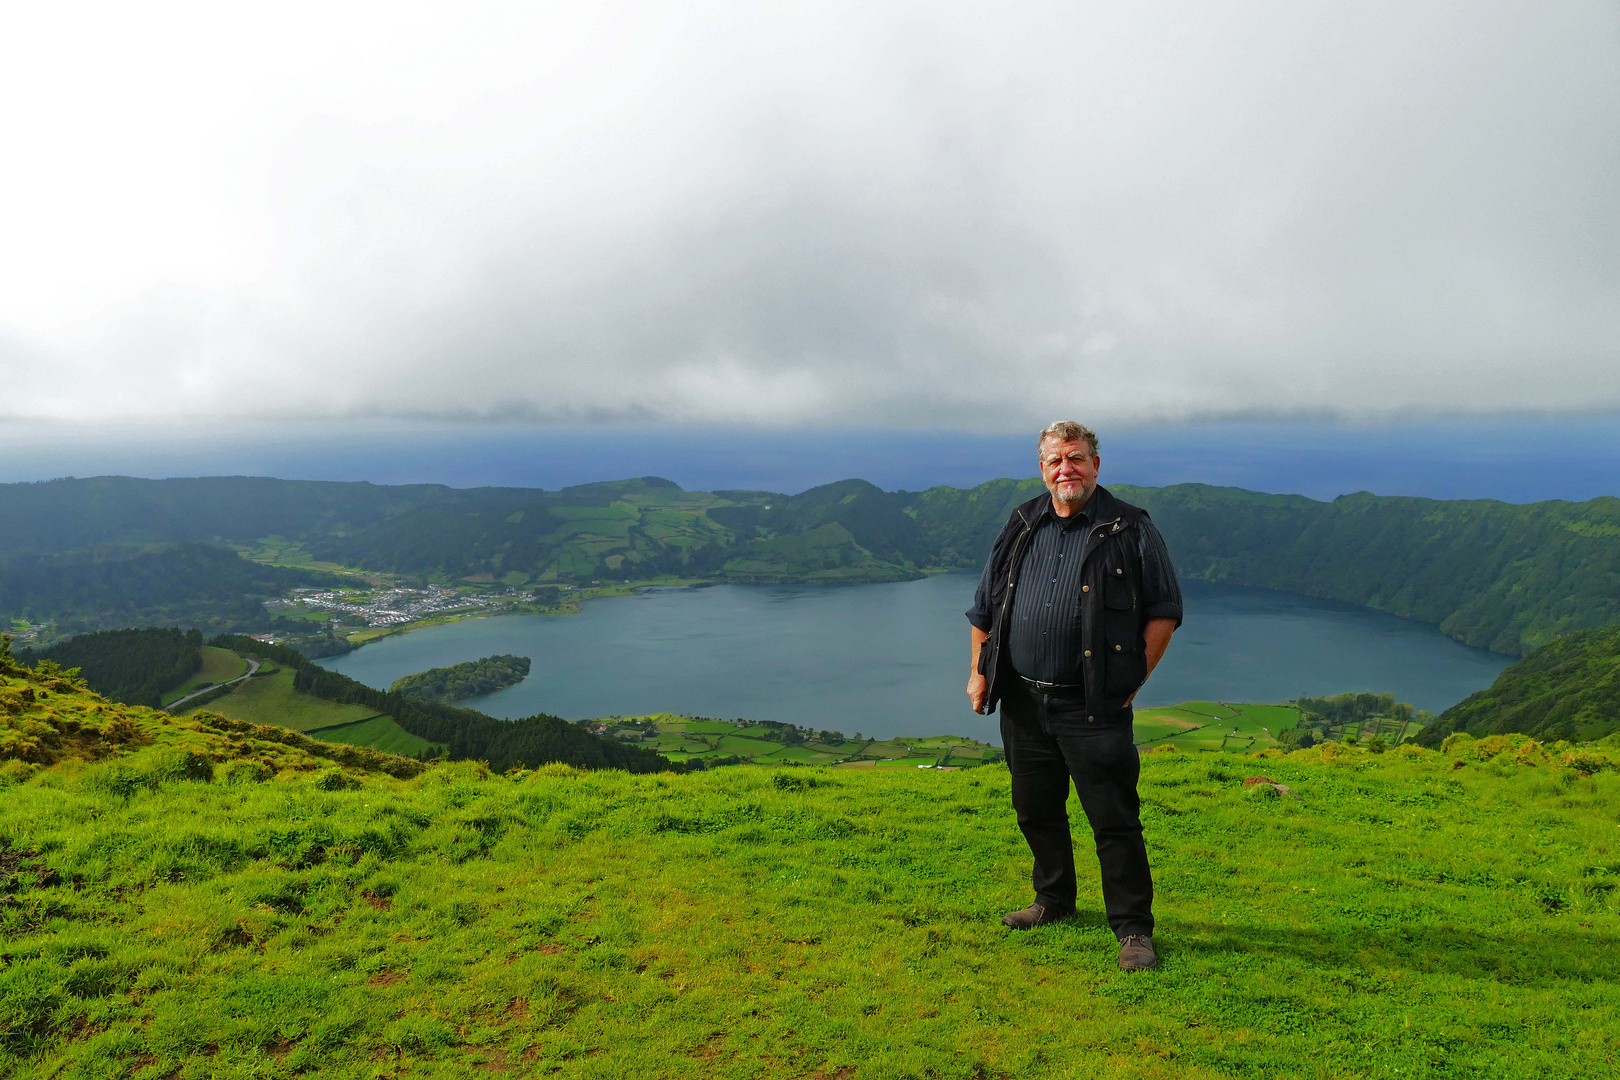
[{"xmin": 1039, "ymin": 438, "xmax": 1100, "ymax": 506}]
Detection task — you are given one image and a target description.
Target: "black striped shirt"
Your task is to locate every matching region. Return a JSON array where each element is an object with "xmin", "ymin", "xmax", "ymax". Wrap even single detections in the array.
[{"xmin": 968, "ymin": 498, "xmax": 1183, "ymax": 686}]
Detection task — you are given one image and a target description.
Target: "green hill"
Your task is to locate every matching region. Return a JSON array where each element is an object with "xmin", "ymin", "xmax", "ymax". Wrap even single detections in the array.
[
  {"xmin": 1418, "ymin": 626, "xmax": 1620, "ymax": 746},
  {"xmin": 4, "ymin": 649, "xmax": 1619, "ymax": 1076}
]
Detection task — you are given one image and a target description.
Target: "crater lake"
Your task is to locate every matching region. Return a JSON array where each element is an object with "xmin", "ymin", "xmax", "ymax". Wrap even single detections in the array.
[{"xmin": 318, "ymin": 576, "xmax": 1513, "ymax": 741}]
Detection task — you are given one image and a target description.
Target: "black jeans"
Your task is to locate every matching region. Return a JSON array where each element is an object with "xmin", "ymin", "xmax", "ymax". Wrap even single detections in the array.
[{"xmin": 999, "ymin": 681, "xmax": 1153, "ymax": 939}]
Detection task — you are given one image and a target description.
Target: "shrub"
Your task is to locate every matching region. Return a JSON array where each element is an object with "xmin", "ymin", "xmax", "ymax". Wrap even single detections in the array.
[
  {"xmin": 315, "ymin": 769, "xmax": 361, "ymax": 791},
  {"xmin": 1441, "ymin": 732, "xmax": 1477, "ymax": 754},
  {"xmin": 1366, "ymin": 737, "xmax": 1387, "ymax": 754},
  {"xmin": 223, "ymin": 759, "xmax": 274, "ymax": 784},
  {"xmin": 153, "ymin": 750, "xmax": 214, "ymax": 784}
]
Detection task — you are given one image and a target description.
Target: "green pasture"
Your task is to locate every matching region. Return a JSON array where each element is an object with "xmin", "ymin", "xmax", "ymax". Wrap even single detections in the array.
[
  {"xmin": 160, "ymin": 646, "xmax": 248, "ymax": 706},
  {"xmin": 1321, "ymin": 712, "xmax": 1430, "ymax": 744},
  {"xmin": 5, "ymin": 736, "xmax": 1619, "ymax": 1077},
  {"xmin": 1134, "ymin": 701, "xmax": 1294, "ymax": 753},
  {"xmin": 186, "ymin": 667, "xmax": 382, "ymax": 733},
  {"xmin": 306, "ymin": 715, "xmax": 442, "ymax": 758}
]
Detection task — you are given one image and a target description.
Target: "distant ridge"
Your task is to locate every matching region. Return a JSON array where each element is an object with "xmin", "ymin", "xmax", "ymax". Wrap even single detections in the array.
[{"xmin": 3, "ymin": 474, "xmax": 1618, "ymax": 654}]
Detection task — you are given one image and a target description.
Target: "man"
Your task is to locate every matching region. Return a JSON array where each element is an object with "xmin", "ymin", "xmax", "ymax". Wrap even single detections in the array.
[{"xmin": 966, "ymin": 421, "xmax": 1182, "ymax": 972}]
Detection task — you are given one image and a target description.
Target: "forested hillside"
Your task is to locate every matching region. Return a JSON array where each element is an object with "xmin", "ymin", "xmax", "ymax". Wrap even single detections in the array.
[
  {"xmin": 905, "ymin": 481, "xmax": 1620, "ymax": 654},
  {"xmin": 18, "ymin": 627, "xmax": 202, "ymax": 707},
  {"xmin": 1418, "ymin": 626, "xmax": 1620, "ymax": 745},
  {"xmin": 0, "ymin": 543, "xmax": 345, "ymax": 638},
  {"xmin": 6, "ymin": 474, "xmax": 1620, "ymax": 655}
]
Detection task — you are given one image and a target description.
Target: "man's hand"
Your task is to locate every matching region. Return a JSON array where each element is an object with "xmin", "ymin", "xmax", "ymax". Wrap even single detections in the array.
[
  {"xmin": 967, "ymin": 672, "xmax": 988, "ymax": 713},
  {"xmin": 1126, "ymin": 617, "xmax": 1178, "ymax": 707},
  {"xmin": 968, "ymin": 625, "xmax": 991, "ymax": 713}
]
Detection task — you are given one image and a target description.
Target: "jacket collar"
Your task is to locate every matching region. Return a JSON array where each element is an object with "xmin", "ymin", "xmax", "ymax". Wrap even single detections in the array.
[{"xmin": 1016, "ymin": 484, "xmax": 1122, "ymax": 529}]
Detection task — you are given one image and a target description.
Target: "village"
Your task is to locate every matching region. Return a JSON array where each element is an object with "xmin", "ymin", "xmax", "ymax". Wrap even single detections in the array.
[{"xmin": 270, "ymin": 584, "xmax": 518, "ymax": 628}]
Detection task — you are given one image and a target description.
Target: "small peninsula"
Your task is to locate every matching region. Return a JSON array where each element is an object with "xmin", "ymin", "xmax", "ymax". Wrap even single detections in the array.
[{"xmin": 389, "ymin": 654, "xmax": 532, "ymax": 703}]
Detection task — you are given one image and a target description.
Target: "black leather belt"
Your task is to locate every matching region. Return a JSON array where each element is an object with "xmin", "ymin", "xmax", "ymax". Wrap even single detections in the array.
[{"xmin": 1018, "ymin": 675, "xmax": 1084, "ymax": 694}]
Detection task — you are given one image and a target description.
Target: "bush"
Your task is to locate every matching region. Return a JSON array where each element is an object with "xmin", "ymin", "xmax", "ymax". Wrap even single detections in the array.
[
  {"xmin": 153, "ymin": 750, "xmax": 214, "ymax": 784},
  {"xmin": 223, "ymin": 759, "xmax": 274, "ymax": 784},
  {"xmin": 1366, "ymin": 737, "xmax": 1387, "ymax": 754},
  {"xmin": 315, "ymin": 769, "xmax": 361, "ymax": 791}
]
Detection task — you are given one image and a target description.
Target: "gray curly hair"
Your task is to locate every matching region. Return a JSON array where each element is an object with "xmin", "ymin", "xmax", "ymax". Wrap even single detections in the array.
[{"xmin": 1037, "ymin": 420, "xmax": 1099, "ymax": 458}]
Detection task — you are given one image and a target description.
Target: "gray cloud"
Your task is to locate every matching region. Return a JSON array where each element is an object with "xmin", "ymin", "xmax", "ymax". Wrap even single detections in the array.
[{"xmin": 2, "ymin": 1, "xmax": 1617, "ymax": 427}]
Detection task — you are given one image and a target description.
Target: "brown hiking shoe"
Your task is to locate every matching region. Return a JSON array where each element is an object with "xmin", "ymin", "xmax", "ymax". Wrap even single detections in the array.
[
  {"xmin": 1001, "ymin": 903, "xmax": 1066, "ymax": 930},
  {"xmin": 1117, "ymin": 935, "xmax": 1157, "ymax": 971}
]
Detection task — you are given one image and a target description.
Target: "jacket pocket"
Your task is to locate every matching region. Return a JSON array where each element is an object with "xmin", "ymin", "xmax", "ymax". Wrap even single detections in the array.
[{"xmin": 1104, "ymin": 573, "xmax": 1134, "ymax": 610}]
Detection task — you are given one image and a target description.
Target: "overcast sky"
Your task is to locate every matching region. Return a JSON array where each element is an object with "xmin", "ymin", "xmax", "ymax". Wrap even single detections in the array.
[{"xmin": 2, "ymin": 1, "xmax": 1617, "ymax": 430}]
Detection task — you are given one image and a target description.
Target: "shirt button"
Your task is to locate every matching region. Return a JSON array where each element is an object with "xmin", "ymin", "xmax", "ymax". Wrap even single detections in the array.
[
  {"xmin": 1082, "ymin": 585, "xmax": 1090, "ymax": 592},
  {"xmin": 1114, "ymin": 644, "xmax": 1123, "ymax": 651},
  {"xmin": 1087, "ymin": 715, "xmax": 1095, "ymax": 722},
  {"xmin": 1083, "ymin": 650, "xmax": 1091, "ymax": 657}
]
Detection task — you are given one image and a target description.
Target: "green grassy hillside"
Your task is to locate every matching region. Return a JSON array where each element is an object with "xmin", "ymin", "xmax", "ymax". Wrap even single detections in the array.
[
  {"xmin": 305, "ymin": 714, "xmax": 443, "ymax": 757},
  {"xmin": 1421, "ymin": 626, "xmax": 1620, "ymax": 746},
  {"xmin": 160, "ymin": 645, "xmax": 248, "ymax": 706},
  {"xmin": 188, "ymin": 665, "xmax": 387, "ymax": 732},
  {"xmin": 4, "ymin": 654, "xmax": 1619, "ymax": 1077}
]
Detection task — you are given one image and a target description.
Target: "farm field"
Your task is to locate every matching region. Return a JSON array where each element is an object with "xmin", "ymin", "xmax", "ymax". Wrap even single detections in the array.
[
  {"xmin": 186, "ymin": 666, "xmax": 384, "ymax": 733},
  {"xmin": 1320, "ymin": 712, "xmax": 1430, "ymax": 744},
  {"xmin": 306, "ymin": 715, "xmax": 443, "ymax": 758},
  {"xmin": 159, "ymin": 646, "xmax": 248, "ymax": 706},
  {"xmin": 1134, "ymin": 701, "xmax": 1299, "ymax": 753}
]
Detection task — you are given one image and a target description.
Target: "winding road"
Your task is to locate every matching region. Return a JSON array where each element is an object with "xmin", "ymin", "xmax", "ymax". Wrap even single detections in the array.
[{"xmin": 164, "ymin": 658, "xmax": 261, "ymax": 713}]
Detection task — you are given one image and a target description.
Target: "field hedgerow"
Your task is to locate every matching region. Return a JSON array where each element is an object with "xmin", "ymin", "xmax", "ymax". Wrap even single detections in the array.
[{"xmin": 3, "ymin": 710, "xmax": 1620, "ymax": 1078}]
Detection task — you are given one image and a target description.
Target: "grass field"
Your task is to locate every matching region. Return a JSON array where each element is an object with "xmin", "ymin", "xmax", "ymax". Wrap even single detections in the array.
[
  {"xmin": 185, "ymin": 667, "xmax": 382, "ymax": 733},
  {"xmin": 159, "ymin": 646, "xmax": 248, "ymax": 706},
  {"xmin": 7, "ymin": 657, "xmax": 1620, "ymax": 1077},
  {"xmin": 4, "ymin": 713, "xmax": 1620, "ymax": 1077},
  {"xmin": 306, "ymin": 715, "xmax": 443, "ymax": 758}
]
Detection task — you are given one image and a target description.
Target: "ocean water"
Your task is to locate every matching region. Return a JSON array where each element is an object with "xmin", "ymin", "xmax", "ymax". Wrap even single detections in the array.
[
  {"xmin": 319, "ymin": 575, "xmax": 1512, "ymax": 741},
  {"xmin": 5, "ymin": 416, "xmax": 1619, "ymax": 503}
]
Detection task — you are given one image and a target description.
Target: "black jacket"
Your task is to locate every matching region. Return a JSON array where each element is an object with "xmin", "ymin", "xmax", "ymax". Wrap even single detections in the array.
[{"xmin": 968, "ymin": 485, "xmax": 1182, "ymax": 721}]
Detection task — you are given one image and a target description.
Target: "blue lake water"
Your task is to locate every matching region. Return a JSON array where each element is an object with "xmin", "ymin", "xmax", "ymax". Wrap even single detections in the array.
[{"xmin": 319, "ymin": 576, "xmax": 1512, "ymax": 741}]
